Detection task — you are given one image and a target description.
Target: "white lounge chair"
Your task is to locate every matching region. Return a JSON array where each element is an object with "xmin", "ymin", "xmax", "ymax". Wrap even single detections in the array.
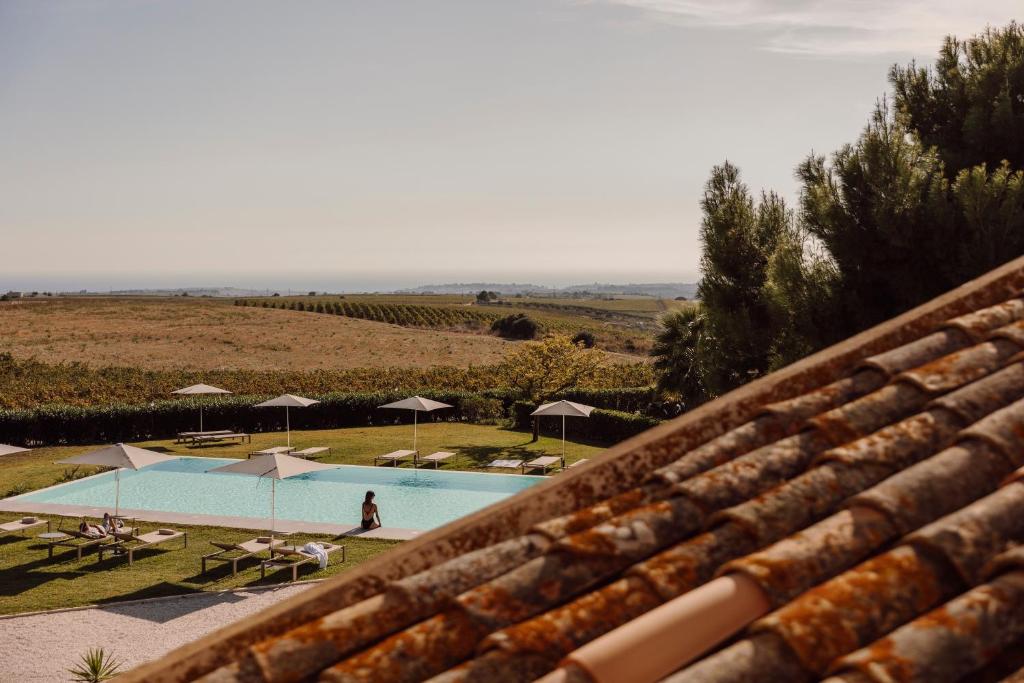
[
  {"xmin": 100, "ymin": 528, "xmax": 187, "ymax": 565},
  {"xmin": 0, "ymin": 516, "xmax": 50, "ymax": 537},
  {"xmin": 292, "ymin": 447, "xmax": 331, "ymax": 459},
  {"xmin": 374, "ymin": 450, "xmax": 416, "ymax": 466},
  {"xmin": 260, "ymin": 542, "xmax": 346, "ymax": 581},
  {"xmin": 416, "ymin": 451, "xmax": 455, "ymax": 468},
  {"xmin": 487, "ymin": 459, "xmax": 524, "ymax": 471},
  {"xmin": 249, "ymin": 446, "xmax": 295, "ymax": 458},
  {"xmin": 202, "ymin": 537, "xmax": 284, "ymax": 576},
  {"xmin": 522, "ymin": 456, "xmax": 561, "ymax": 475}
]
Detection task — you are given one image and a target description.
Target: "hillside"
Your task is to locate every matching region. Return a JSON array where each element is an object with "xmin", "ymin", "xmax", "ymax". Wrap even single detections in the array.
[{"xmin": 0, "ymin": 297, "xmax": 517, "ymax": 372}]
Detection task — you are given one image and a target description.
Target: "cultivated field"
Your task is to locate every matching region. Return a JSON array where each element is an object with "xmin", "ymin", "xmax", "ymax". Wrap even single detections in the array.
[{"xmin": 0, "ymin": 297, "xmax": 515, "ymax": 371}]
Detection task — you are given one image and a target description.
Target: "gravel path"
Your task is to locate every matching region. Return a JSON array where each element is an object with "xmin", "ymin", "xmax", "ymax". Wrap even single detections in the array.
[{"xmin": 0, "ymin": 584, "xmax": 314, "ymax": 681}]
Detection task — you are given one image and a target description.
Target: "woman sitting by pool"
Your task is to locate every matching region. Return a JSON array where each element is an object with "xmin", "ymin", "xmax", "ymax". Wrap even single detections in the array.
[{"xmin": 361, "ymin": 491, "xmax": 381, "ymax": 530}]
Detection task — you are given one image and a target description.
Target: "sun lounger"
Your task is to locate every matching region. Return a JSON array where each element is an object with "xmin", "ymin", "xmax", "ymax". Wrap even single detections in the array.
[
  {"xmin": 260, "ymin": 542, "xmax": 346, "ymax": 581},
  {"xmin": 416, "ymin": 451, "xmax": 454, "ymax": 468},
  {"xmin": 374, "ymin": 449, "xmax": 416, "ymax": 466},
  {"xmin": 568, "ymin": 458, "xmax": 589, "ymax": 468},
  {"xmin": 0, "ymin": 516, "xmax": 50, "ymax": 537},
  {"xmin": 189, "ymin": 432, "xmax": 251, "ymax": 446},
  {"xmin": 99, "ymin": 528, "xmax": 187, "ymax": 565},
  {"xmin": 202, "ymin": 537, "xmax": 284, "ymax": 576},
  {"xmin": 522, "ymin": 456, "xmax": 561, "ymax": 475},
  {"xmin": 291, "ymin": 447, "xmax": 331, "ymax": 459},
  {"xmin": 248, "ymin": 446, "xmax": 295, "ymax": 458},
  {"xmin": 176, "ymin": 430, "xmax": 233, "ymax": 444},
  {"xmin": 487, "ymin": 459, "xmax": 524, "ymax": 471}
]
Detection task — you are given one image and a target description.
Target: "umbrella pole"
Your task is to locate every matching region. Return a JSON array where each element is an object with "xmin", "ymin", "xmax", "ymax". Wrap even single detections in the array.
[
  {"xmin": 413, "ymin": 410, "xmax": 418, "ymax": 453},
  {"xmin": 286, "ymin": 406, "xmax": 291, "ymax": 447},
  {"xmin": 115, "ymin": 468, "xmax": 121, "ymax": 517},
  {"xmin": 562, "ymin": 415, "xmax": 566, "ymax": 469},
  {"xmin": 200, "ymin": 405, "xmax": 204, "ymax": 432},
  {"xmin": 271, "ymin": 478, "xmax": 276, "ymax": 542}
]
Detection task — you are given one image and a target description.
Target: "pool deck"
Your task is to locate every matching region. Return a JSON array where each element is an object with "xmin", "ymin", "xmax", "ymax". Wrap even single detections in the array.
[{"xmin": 0, "ymin": 499, "xmax": 421, "ymax": 541}]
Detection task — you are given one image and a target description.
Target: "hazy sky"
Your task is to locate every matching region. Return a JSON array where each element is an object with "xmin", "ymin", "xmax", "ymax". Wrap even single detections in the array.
[{"xmin": 0, "ymin": 1, "xmax": 1018, "ymax": 290}]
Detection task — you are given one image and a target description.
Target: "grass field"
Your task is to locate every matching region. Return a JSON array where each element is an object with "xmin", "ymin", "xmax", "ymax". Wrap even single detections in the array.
[
  {"xmin": 0, "ymin": 423, "xmax": 601, "ymax": 614},
  {"xmin": 0, "ymin": 297, "xmax": 516, "ymax": 371},
  {"xmin": 0, "ymin": 522, "xmax": 397, "ymax": 615}
]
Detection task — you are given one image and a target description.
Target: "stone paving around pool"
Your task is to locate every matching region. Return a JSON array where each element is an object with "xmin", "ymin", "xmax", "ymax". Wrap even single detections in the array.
[{"xmin": 0, "ymin": 583, "xmax": 315, "ymax": 681}]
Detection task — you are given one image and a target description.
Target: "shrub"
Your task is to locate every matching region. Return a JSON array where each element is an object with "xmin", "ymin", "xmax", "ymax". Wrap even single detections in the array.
[
  {"xmin": 511, "ymin": 401, "xmax": 660, "ymax": 444},
  {"xmin": 491, "ymin": 313, "xmax": 539, "ymax": 340},
  {"xmin": 572, "ymin": 330, "xmax": 596, "ymax": 348},
  {"xmin": 459, "ymin": 396, "xmax": 505, "ymax": 423}
]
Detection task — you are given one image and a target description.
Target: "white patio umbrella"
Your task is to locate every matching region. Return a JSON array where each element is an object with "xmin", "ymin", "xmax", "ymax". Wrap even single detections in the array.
[
  {"xmin": 531, "ymin": 400, "xmax": 595, "ymax": 467},
  {"xmin": 208, "ymin": 453, "xmax": 338, "ymax": 539},
  {"xmin": 0, "ymin": 444, "xmax": 31, "ymax": 456},
  {"xmin": 58, "ymin": 444, "xmax": 178, "ymax": 516},
  {"xmin": 172, "ymin": 383, "xmax": 232, "ymax": 431},
  {"xmin": 254, "ymin": 394, "xmax": 320, "ymax": 447},
  {"xmin": 378, "ymin": 396, "xmax": 453, "ymax": 452}
]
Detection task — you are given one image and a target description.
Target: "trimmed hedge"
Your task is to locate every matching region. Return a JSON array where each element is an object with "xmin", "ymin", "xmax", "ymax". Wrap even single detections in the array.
[
  {"xmin": 511, "ymin": 401, "xmax": 661, "ymax": 445},
  {"xmin": 0, "ymin": 386, "xmax": 660, "ymax": 447}
]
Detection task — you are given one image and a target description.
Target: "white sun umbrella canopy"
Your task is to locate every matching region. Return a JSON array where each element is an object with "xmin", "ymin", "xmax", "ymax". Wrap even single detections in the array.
[
  {"xmin": 172, "ymin": 384, "xmax": 232, "ymax": 432},
  {"xmin": 531, "ymin": 400, "xmax": 595, "ymax": 467},
  {"xmin": 58, "ymin": 444, "xmax": 178, "ymax": 516},
  {"xmin": 208, "ymin": 453, "xmax": 338, "ymax": 539},
  {"xmin": 378, "ymin": 396, "xmax": 453, "ymax": 452},
  {"xmin": 254, "ymin": 394, "xmax": 320, "ymax": 447},
  {"xmin": 0, "ymin": 444, "xmax": 31, "ymax": 456}
]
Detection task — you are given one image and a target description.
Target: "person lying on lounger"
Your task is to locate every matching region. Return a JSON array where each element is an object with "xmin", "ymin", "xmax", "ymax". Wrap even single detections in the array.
[
  {"xmin": 102, "ymin": 513, "xmax": 124, "ymax": 533},
  {"xmin": 79, "ymin": 521, "xmax": 107, "ymax": 538},
  {"xmin": 361, "ymin": 491, "xmax": 381, "ymax": 530}
]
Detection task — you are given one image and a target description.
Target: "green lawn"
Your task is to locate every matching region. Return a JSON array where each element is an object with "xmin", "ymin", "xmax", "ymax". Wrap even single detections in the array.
[
  {"xmin": 136, "ymin": 421, "xmax": 603, "ymax": 469},
  {"xmin": 0, "ymin": 522, "xmax": 397, "ymax": 615},
  {"xmin": 0, "ymin": 423, "xmax": 603, "ymax": 615}
]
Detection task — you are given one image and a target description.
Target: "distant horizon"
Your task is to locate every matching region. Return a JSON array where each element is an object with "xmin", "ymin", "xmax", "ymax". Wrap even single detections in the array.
[{"xmin": 0, "ymin": 270, "xmax": 700, "ymax": 295}]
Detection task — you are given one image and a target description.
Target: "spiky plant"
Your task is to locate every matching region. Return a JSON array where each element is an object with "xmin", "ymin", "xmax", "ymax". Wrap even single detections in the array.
[{"xmin": 67, "ymin": 648, "xmax": 122, "ymax": 683}]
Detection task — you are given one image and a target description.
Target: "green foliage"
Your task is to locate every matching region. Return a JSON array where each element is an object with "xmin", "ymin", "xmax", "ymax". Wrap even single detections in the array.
[
  {"xmin": 491, "ymin": 313, "xmax": 539, "ymax": 339},
  {"xmin": 0, "ymin": 352, "xmax": 653, "ymax": 411},
  {"xmin": 572, "ymin": 330, "xmax": 596, "ymax": 348},
  {"xmin": 459, "ymin": 395, "xmax": 505, "ymax": 423},
  {"xmin": 497, "ymin": 336, "xmax": 605, "ymax": 402},
  {"xmin": 695, "ymin": 163, "xmax": 791, "ymax": 395},
  {"xmin": 651, "ymin": 306, "xmax": 706, "ymax": 407},
  {"xmin": 890, "ymin": 23, "xmax": 1024, "ymax": 173},
  {"xmin": 654, "ymin": 22, "xmax": 1024, "ymax": 403},
  {"xmin": 68, "ymin": 648, "xmax": 122, "ymax": 683},
  {"xmin": 512, "ymin": 402, "xmax": 659, "ymax": 443}
]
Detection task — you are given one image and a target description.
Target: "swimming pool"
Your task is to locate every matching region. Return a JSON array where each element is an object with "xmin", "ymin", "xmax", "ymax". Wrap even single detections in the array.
[{"xmin": 17, "ymin": 457, "xmax": 544, "ymax": 531}]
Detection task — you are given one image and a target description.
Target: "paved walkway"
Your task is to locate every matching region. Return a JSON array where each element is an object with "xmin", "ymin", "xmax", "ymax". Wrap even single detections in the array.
[{"xmin": 0, "ymin": 583, "xmax": 315, "ymax": 681}]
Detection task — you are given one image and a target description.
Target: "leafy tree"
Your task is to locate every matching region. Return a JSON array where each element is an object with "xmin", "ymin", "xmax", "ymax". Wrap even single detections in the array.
[
  {"xmin": 497, "ymin": 335, "xmax": 605, "ymax": 404},
  {"xmin": 491, "ymin": 313, "xmax": 539, "ymax": 340},
  {"xmin": 692, "ymin": 163, "xmax": 791, "ymax": 395},
  {"xmin": 890, "ymin": 23, "xmax": 1024, "ymax": 173},
  {"xmin": 654, "ymin": 22, "xmax": 1024, "ymax": 404},
  {"xmin": 651, "ymin": 306, "xmax": 706, "ymax": 408}
]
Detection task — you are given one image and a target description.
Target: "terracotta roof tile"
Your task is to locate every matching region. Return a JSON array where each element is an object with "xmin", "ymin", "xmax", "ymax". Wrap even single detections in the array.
[{"xmin": 127, "ymin": 260, "xmax": 1024, "ymax": 682}]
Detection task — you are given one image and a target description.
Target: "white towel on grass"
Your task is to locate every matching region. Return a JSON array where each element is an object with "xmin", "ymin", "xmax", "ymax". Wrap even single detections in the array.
[{"xmin": 302, "ymin": 542, "xmax": 328, "ymax": 569}]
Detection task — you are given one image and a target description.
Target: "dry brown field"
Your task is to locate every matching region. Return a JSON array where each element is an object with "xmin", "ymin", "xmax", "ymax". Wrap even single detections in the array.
[{"xmin": 0, "ymin": 297, "xmax": 516, "ymax": 371}]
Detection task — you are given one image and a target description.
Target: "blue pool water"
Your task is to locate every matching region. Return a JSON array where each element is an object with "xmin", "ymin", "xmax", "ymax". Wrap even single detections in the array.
[{"xmin": 19, "ymin": 457, "xmax": 543, "ymax": 530}]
